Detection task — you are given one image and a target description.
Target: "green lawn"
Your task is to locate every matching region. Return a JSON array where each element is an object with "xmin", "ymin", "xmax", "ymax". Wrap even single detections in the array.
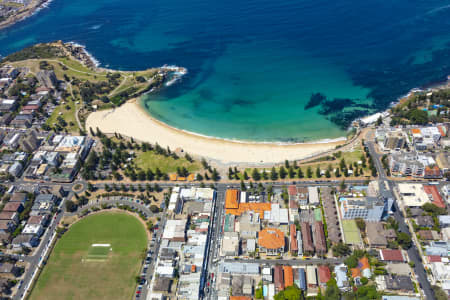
[
  {"xmin": 29, "ymin": 212, "xmax": 147, "ymax": 300},
  {"xmin": 342, "ymin": 220, "xmax": 363, "ymax": 245},
  {"xmin": 46, "ymin": 97, "xmax": 79, "ymax": 133},
  {"xmin": 135, "ymin": 151, "xmax": 202, "ymax": 174}
]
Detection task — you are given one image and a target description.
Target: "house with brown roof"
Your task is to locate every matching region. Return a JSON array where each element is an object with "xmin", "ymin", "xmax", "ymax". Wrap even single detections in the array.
[
  {"xmin": 301, "ymin": 222, "xmax": 314, "ymax": 255},
  {"xmin": 0, "ymin": 211, "xmax": 19, "ymax": 225},
  {"xmin": 417, "ymin": 230, "xmax": 440, "ymax": 241},
  {"xmin": 258, "ymin": 228, "xmax": 285, "ymax": 256},
  {"xmin": 10, "ymin": 192, "xmax": 27, "ymax": 204},
  {"xmin": 0, "ymin": 220, "xmax": 17, "ymax": 234},
  {"xmin": 313, "ymin": 221, "xmax": 326, "ymax": 255},
  {"xmin": 274, "ymin": 265, "xmax": 284, "ymax": 292},
  {"xmin": 366, "ymin": 222, "xmax": 387, "ymax": 248},
  {"xmin": 3, "ymin": 202, "xmax": 23, "ymax": 213}
]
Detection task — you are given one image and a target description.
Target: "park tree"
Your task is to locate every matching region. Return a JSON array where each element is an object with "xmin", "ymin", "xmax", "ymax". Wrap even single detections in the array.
[
  {"xmin": 325, "ymin": 278, "xmax": 341, "ymax": 300},
  {"xmin": 65, "ymin": 200, "xmax": 77, "ymax": 212},
  {"xmin": 306, "ymin": 166, "xmax": 312, "ymax": 178},
  {"xmin": 297, "ymin": 168, "xmax": 304, "ymax": 178},
  {"xmin": 270, "ymin": 167, "xmax": 278, "ymax": 180},
  {"xmin": 355, "ymin": 218, "xmax": 366, "ymax": 232},
  {"xmin": 212, "ymin": 168, "xmax": 220, "ymax": 181},
  {"xmin": 288, "ymin": 167, "xmax": 295, "ymax": 179},
  {"xmin": 334, "ymin": 168, "xmax": 340, "ymax": 177},
  {"xmin": 240, "ymin": 180, "xmax": 246, "ymax": 191},
  {"xmin": 279, "ymin": 166, "xmax": 287, "ymax": 179},
  {"xmin": 252, "ymin": 168, "xmax": 261, "ymax": 181}
]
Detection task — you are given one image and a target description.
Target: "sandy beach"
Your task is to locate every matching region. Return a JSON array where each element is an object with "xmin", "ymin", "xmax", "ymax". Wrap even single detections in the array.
[{"xmin": 86, "ymin": 99, "xmax": 346, "ymax": 164}]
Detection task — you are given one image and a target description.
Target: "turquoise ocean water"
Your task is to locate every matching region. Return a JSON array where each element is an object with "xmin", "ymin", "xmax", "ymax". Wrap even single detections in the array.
[{"xmin": 1, "ymin": 0, "xmax": 450, "ymax": 142}]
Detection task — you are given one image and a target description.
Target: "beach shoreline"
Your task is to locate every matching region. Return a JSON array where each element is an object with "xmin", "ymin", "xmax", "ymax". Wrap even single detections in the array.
[{"xmin": 86, "ymin": 98, "xmax": 346, "ymax": 165}]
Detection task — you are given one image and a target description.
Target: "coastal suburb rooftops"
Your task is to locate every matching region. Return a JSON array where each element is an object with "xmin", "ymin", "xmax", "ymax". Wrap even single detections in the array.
[
  {"xmin": 423, "ymin": 185, "xmax": 445, "ymax": 208},
  {"xmin": 258, "ymin": 228, "xmax": 285, "ymax": 250},
  {"xmin": 226, "ymin": 203, "xmax": 271, "ymax": 218},
  {"xmin": 380, "ymin": 249, "xmax": 406, "ymax": 262},
  {"xmin": 225, "ymin": 189, "xmax": 239, "ymax": 209}
]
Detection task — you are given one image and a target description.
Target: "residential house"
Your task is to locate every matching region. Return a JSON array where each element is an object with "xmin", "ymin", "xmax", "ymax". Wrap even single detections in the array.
[
  {"xmin": 313, "ymin": 221, "xmax": 326, "ymax": 255},
  {"xmin": 384, "ymin": 275, "xmax": 414, "ymax": 292},
  {"xmin": 257, "ymin": 228, "xmax": 285, "ymax": 256},
  {"xmin": 301, "ymin": 222, "xmax": 314, "ymax": 255},
  {"xmin": 366, "ymin": 222, "xmax": 387, "ymax": 248},
  {"xmin": 415, "ymin": 215, "xmax": 434, "ymax": 228},
  {"xmin": 379, "ymin": 249, "xmax": 407, "ymax": 262}
]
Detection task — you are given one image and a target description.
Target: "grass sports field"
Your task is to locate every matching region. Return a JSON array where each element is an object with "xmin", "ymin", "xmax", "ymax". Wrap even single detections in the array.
[{"xmin": 29, "ymin": 212, "xmax": 147, "ymax": 300}]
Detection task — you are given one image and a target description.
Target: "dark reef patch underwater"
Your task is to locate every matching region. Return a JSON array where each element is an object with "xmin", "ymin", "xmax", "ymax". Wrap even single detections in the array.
[{"xmin": 1, "ymin": 0, "xmax": 450, "ymax": 141}]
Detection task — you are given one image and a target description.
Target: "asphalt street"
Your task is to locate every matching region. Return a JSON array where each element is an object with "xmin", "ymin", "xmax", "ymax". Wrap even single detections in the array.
[{"xmin": 367, "ymin": 140, "xmax": 435, "ymax": 300}]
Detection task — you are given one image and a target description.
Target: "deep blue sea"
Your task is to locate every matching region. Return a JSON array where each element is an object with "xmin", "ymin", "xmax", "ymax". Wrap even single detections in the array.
[{"xmin": 1, "ymin": 0, "xmax": 450, "ymax": 142}]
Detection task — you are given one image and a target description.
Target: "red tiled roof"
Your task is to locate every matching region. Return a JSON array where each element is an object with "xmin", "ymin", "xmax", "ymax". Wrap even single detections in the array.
[
  {"xmin": 428, "ymin": 255, "xmax": 442, "ymax": 263},
  {"xmin": 318, "ymin": 265, "xmax": 331, "ymax": 283},
  {"xmin": 288, "ymin": 185, "xmax": 297, "ymax": 196},
  {"xmin": 424, "ymin": 185, "xmax": 446, "ymax": 209},
  {"xmin": 380, "ymin": 249, "xmax": 405, "ymax": 262}
]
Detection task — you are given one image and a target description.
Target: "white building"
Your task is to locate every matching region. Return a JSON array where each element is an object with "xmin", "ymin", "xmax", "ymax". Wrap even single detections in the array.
[
  {"xmin": 308, "ymin": 187, "xmax": 319, "ymax": 206},
  {"xmin": 397, "ymin": 184, "xmax": 431, "ymax": 207},
  {"xmin": 22, "ymin": 224, "xmax": 44, "ymax": 237},
  {"xmin": 431, "ymin": 262, "xmax": 450, "ymax": 282}
]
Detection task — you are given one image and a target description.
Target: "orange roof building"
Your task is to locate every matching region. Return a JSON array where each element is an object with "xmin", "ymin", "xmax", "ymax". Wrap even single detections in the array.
[
  {"xmin": 187, "ymin": 174, "xmax": 195, "ymax": 181},
  {"xmin": 226, "ymin": 202, "xmax": 271, "ymax": 218},
  {"xmin": 359, "ymin": 257, "xmax": 370, "ymax": 270},
  {"xmin": 258, "ymin": 228, "xmax": 285, "ymax": 255},
  {"xmin": 283, "ymin": 266, "xmax": 294, "ymax": 287},
  {"xmin": 411, "ymin": 128, "xmax": 421, "ymax": 135},
  {"xmin": 351, "ymin": 268, "xmax": 361, "ymax": 278},
  {"xmin": 169, "ymin": 173, "xmax": 177, "ymax": 181},
  {"xmin": 225, "ymin": 189, "xmax": 240, "ymax": 209},
  {"xmin": 229, "ymin": 297, "xmax": 252, "ymax": 300}
]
